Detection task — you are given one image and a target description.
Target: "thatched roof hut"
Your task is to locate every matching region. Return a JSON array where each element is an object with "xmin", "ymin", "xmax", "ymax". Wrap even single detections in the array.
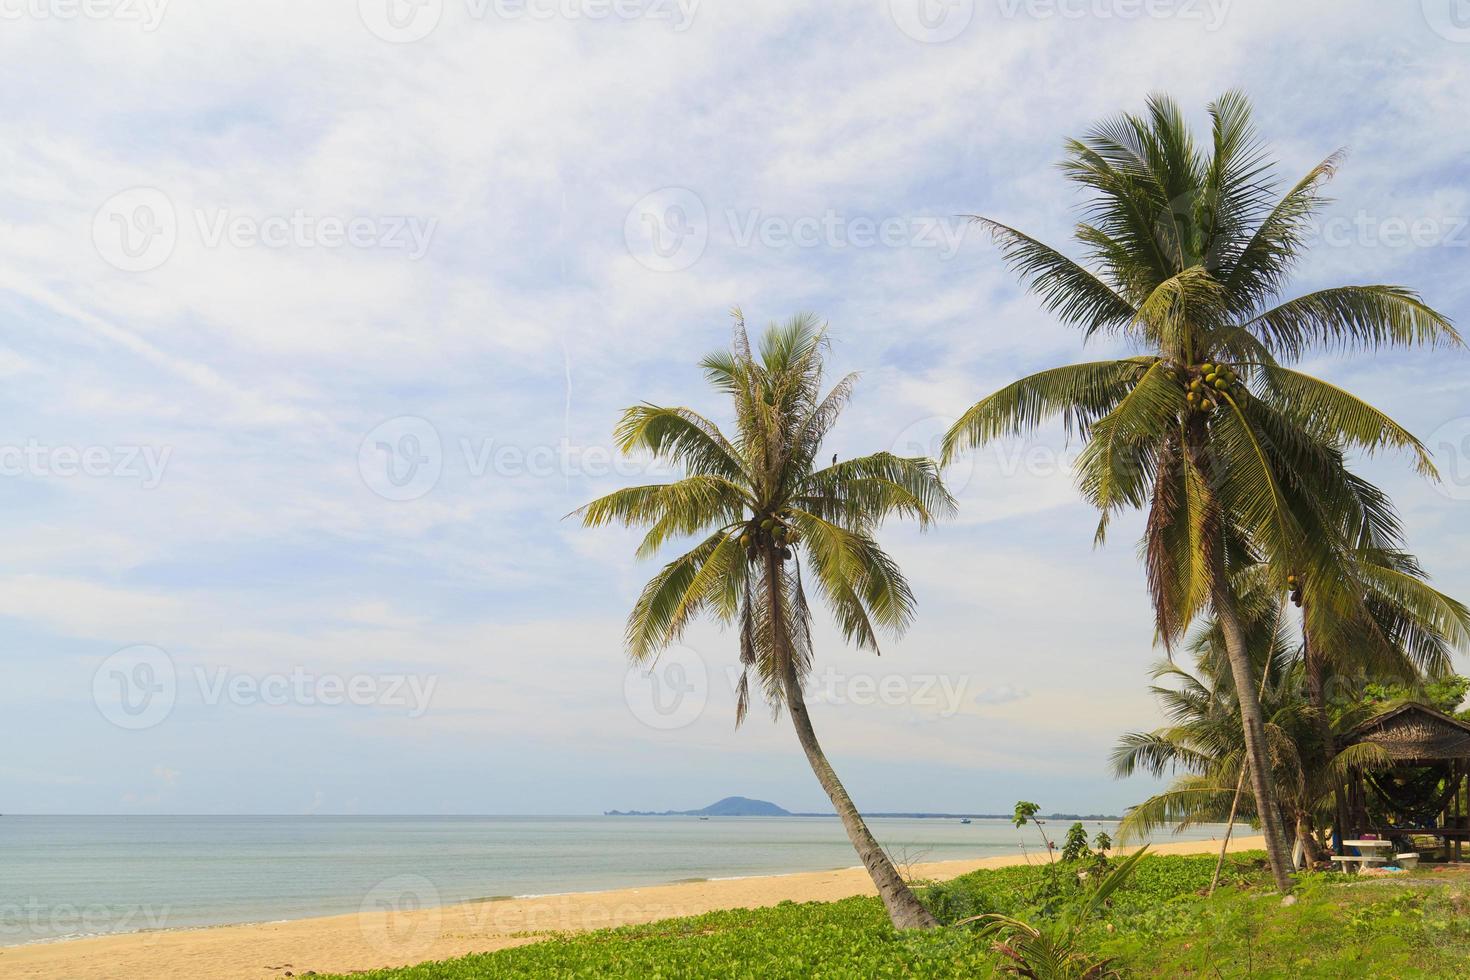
[
  {"xmin": 1338, "ymin": 703, "xmax": 1470, "ymax": 860},
  {"xmin": 1341, "ymin": 703, "xmax": 1470, "ymax": 763}
]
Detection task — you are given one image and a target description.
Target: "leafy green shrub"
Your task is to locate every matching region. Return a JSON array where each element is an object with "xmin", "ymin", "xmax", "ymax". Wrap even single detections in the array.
[
  {"xmin": 1061, "ymin": 823, "xmax": 1092, "ymax": 863},
  {"xmin": 328, "ymin": 852, "xmax": 1470, "ymax": 979}
]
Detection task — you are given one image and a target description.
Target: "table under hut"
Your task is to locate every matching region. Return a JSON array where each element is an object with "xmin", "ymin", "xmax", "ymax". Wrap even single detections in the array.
[{"xmin": 1336, "ymin": 702, "xmax": 1470, "ymax": 862}]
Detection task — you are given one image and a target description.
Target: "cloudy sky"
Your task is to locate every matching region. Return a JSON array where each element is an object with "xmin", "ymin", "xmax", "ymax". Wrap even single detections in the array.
[{"xmin": 2, "ymin": 0, "xmax": 1468, "ymax": 816}]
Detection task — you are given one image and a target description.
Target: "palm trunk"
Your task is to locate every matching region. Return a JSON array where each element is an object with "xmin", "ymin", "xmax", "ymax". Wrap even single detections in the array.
[
  {"xmin": 763, "ymin": 549, "xmax": 937, "ymax": 929},
  {"xmin": 1211, "ymin": 567, "xmax": 1296, "ymax": 892},
  {"xmin": 1302, "ymin": 616, "xmax": 1347, "ymax": 849},
  {"xmin": 1296, "ymin": 810, "xmax": 1327, "ymax": 866}
]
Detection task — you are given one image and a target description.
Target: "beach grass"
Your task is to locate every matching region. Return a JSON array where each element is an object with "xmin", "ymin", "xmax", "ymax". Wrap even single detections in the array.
[{"xmin": 323, "ymin": 853, "xmax": 1470, "ymax": 978}]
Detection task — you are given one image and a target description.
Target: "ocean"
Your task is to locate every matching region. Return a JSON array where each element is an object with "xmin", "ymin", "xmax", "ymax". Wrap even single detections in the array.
[{"xmin": 0, "ymin": 815, "xmax": 1238, "ymax": 945}]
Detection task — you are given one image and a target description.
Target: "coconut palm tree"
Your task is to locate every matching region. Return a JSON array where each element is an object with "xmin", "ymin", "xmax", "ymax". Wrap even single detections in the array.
[
  {"xmin": 942, "ymin": 91, "xmax": 1459, "ymax": 890},
  {"xmin": 1298, "ymin": 540, "xmax": 1470, "ymax": 833},
  {"xmin": 1110, "ymin": 609, "xmax": 1394, "ymax": 865},
  {"xmin": 1115, "ymin": 526, "xmax": 1466, "ymax": 868},
  {"xmin": 576, "ymin": 311, "xmax": 955, "ymax": 929}
]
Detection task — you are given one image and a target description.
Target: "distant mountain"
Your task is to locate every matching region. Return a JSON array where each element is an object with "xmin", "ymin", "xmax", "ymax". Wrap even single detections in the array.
[
  {"xmin": 695, "ymin": 796, "xmax": 790, "ymax": 816},
  {"xmin": 604, "ymin": 799, "xmax": 1120, "ymax": 820},
  {"xmin": 604, "ymin": 796, "xmax": 791, "ymax": 817}
]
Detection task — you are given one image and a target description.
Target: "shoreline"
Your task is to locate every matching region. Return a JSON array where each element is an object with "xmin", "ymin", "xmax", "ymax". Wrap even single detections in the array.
[{"xmin": 0, "ymin": 835, "xmax": 1266, "ymax": 980}]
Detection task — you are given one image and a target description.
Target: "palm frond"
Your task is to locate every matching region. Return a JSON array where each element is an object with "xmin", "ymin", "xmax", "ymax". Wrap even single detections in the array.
[{"xmin": 1243, "ymin": 285, "xmax": 1460, "ymax": 358}]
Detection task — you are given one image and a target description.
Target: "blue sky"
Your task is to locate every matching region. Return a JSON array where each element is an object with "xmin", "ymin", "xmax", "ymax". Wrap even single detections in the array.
[{"xmin": 2, "ymin": 0, "xmax": 1468, "ymax": 816}]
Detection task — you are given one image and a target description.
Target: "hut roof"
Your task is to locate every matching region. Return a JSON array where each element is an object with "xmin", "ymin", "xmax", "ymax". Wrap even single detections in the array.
[{"xmin": 1341, "ymin": 703, "xmax": 1470, "ymax": 762}]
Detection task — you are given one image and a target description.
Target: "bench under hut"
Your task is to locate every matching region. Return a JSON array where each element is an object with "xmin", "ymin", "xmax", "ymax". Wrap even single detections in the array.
[{"xmin": 1337, "ymin": 702, "xmax": 1470, "ymax": 861}]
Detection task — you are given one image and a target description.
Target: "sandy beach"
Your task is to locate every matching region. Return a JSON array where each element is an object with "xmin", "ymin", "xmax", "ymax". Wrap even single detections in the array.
[{"xmin": 0, "ymin": 835, "xmax": 1264, "ymax": 980}]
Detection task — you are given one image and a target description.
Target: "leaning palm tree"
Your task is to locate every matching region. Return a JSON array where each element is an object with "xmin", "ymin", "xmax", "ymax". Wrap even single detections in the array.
[
  {"xmin": 576, "ymin": 311, "xmax": 955, "ymax": 929},
  {"xmin": 943, "ymin": 91, "xmax": 1459, "ymax": 890}
]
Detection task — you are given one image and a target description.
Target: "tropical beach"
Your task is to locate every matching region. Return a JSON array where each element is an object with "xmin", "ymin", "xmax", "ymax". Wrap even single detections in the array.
[
  {"xmin": 1, "ymin": 835, "xmax": 1263, "ymax": 980},
  {"xmin": 7, "ymin": 1, "xmax": 1470, "ymax": 977}
]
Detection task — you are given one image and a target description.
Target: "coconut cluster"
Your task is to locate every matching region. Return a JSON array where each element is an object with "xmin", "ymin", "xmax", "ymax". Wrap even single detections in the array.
[
  {"xmin": 740, "ymin": 510, "xmax": 798, "ymax": 562},
  {"xmin": 1183, "ymin": 362, "xmax": 1244, "ymax": 414},
  {"xmin": 1288, "ymin": 573, "xmax": 1303, "ymax": 608}
]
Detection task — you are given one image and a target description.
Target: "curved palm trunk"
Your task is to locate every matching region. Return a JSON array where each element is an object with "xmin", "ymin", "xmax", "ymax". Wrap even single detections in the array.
[
  {"xmin": 763, "ymin": 551, "xmax": 937, "ymax": 929},
  {"xmin": 1211, "ymin": 567, "xmax": 1296, "ymax": 892}
]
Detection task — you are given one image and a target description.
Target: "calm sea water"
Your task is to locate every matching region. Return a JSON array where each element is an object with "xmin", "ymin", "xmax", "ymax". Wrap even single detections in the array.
[{"xmin": 0, "ymin": 816, "xmax": 1238, "ymax": 944}]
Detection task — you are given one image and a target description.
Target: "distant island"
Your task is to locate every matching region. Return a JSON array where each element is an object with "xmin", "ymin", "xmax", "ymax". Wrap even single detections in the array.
[
  {"xmin": 604, "ymin": 797, "xmax": 1121, "ymax": 820},
  {"xmin": 605, "ymin": 796, "xmax": 792, "ymax": 817}
]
